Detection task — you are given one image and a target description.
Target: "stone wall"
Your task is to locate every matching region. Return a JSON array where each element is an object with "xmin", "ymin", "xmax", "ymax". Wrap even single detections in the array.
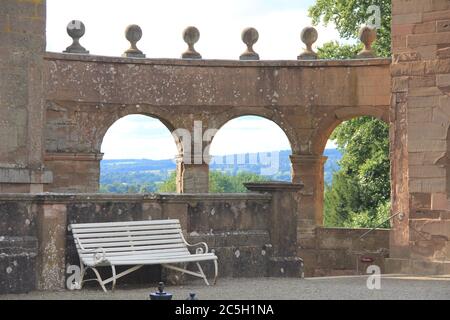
[
  {"xmin": 0, "ymin": 198, "xmax": 38, "ymax": 293},
  {"xmin": 388, "ymin": 0, "xmax": 450, "ymax": 273},
  {"xmin": 0, "ymin": 189, "xmax": 393, "ymax": 293},
  {"xmin": 299, "ymin": 227, "xmax": 390, "ymax": 277},
  {"xmin": 42, "ymin": 53, "xmax": 391, "ymax": 228},
  {"xmin": 0, "ymin": 0, "xmax": 52, "ymax": 193},
  {"xmin": 0, "ymin": 192, "xmax": 277, "ymax": 292}
]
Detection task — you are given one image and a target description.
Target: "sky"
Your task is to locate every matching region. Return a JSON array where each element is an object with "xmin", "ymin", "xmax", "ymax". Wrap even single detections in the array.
[{"xmin": 46, "ymin": 0, "xmax": 339, "ymax": 160}]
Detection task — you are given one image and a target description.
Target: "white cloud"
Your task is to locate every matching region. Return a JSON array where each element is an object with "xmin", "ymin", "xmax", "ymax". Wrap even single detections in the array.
[
  {"xmin": 209, "ymin": 116, "xmax": 291, "ymax": 155},
  {"xmin": 101, "ymin": 115, "xmax": 178, "ymax": 159}
]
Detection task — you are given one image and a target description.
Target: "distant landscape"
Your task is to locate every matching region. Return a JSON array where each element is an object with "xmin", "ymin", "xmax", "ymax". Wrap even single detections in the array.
[{"xmin": 100, "ymin": 149, "xmax": 342, "ymax": 193}]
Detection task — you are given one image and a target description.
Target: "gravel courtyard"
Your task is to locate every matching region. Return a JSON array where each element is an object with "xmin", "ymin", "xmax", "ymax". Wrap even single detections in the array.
[{"xmin": 2, "ymin": 275, "xmax": 450, "ymax": 300}]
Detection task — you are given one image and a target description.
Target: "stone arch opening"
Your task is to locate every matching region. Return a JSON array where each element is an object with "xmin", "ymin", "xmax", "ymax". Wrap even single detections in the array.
[
  {"xmin": 207, "ymin": 115, "xmax": 293, "ymax": 192},
  {"xmin": 99, "ymin": 114, "xmax": 180, "ymax": 193},
  {"xmin": 321, "ymin": 115, "xmax": 391, "ymax": 229}
]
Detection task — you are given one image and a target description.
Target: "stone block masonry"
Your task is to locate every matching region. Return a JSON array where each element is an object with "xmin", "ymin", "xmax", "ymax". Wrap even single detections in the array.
[{"xmin": 388, "ymin": 0, "xmax": 450, "ymax": 273}]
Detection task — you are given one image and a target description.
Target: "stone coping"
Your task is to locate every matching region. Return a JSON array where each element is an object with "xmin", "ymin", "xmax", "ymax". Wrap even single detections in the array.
[
  {"xmin": 245, "ymin": 182, "xmax": 304, "ymax": 192},
  {"xmin": 45, "ymin": 52, "xmax": 392, "ymax": 68},
  {"xmin": 0, "ymin": 192, "xmax": 272, "ymax": 203}
]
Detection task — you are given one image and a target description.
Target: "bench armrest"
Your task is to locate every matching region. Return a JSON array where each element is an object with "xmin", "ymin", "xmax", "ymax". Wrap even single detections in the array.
[
  {"xmin": 186, "ymin": 241, "xmax": 209, "ymax": 254},
  {"xmin": 179, "ymin": 232, "xmax": 209, "ymax": 254},
  {"xmin": 75, "ymin": 237, "xmax": 108, "ymax": 264}
]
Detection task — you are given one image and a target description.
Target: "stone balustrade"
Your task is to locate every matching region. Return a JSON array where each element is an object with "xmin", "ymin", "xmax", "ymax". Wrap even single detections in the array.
[{"xmin": 62, "ymin": 20, "xmax": 378, "ymax": 60}]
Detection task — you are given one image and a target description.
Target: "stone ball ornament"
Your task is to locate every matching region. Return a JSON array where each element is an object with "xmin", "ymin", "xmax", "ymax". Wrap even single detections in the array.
[
  {"xmin": 240, "ymin": 27, "xmax": 260, "ymax": 60},
  {"xmin": 123, "ymin": 24, "xmax": 145, "ymax": 58},
  {"xmin": 64, "ymin": 20, "xmax": 89, "ymax": 54},
  {"xmin": 182, "ymin": 26, "xmax": 202, "ymax": 59},
  {"xmin": 298, "ymin": 26, "xmax": 318, "ymax": 60},
  {"xmin": 357, "ymin": 26, "xmax": 377, "ymax": 58}
]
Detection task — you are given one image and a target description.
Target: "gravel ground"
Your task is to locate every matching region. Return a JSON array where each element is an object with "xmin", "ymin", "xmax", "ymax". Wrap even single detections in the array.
[{"xmin": 2, "ymin": 275, "xmax": 450, "ymax": 300}]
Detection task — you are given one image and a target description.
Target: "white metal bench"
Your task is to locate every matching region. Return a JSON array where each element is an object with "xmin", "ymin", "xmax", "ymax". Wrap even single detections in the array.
[{"xmin": 69, "ymin": 219, "xmax": 218, "ymax": 292}]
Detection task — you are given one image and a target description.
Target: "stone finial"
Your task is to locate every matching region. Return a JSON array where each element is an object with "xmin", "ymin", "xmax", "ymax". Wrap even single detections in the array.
[
  {"xmin": 240, "ymin": 27, "xmax": 260, "ymax": 61},
  {"xmin": 182, "ymin": 26, "xmax": 202, "ymax": 59},
  {"xmin": 64, "ymin": 20, "xmax": 89, "ymax": 54},
  {"xmin": 123, "ymin": 24, "xmax": 145, "ymax": 58},
  {"xmin": 298, "ymin": 26, "xmax": 318, "ymax": 60},
  {"xmin": 357, "ymin": 26, "xmax": 377, "ymax": 58}
]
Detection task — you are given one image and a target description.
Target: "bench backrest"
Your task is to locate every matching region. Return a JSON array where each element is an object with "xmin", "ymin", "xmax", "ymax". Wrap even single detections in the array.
[{"xmin": 70, "ymin": 219, "xmax": 190, "ymax": 259}]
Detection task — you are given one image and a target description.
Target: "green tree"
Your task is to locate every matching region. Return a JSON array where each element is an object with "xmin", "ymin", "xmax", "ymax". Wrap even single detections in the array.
[
  {"xmin": 309, "ymin": 0, "xmax": 391, "ymax": 57},
  {"xmin": 324, "ymin": 117, "xmax": 390, "ymax": 228},
  {"xmin": 158, "ymin": 171, "xmax": 177, "ymax": 192},
  {"xmin": 309, "ymin": 0, "xmax": 391, "ymax": 228},
  {"xmin": 317, "ymin": 41, "xmax": 363, "ymax": 60}
]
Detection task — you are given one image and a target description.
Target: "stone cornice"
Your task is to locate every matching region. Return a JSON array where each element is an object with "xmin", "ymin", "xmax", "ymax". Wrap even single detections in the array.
[{"xmin": 45, "ymin": 52, "xmax": 391, "ymax": 68}]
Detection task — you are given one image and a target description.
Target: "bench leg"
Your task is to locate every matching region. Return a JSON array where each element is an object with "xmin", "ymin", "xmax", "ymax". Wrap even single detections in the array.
[
  {"xmin": 111, "ymin": 265, "xmax": 117, "ymax": 292},
  {"xmin": 91, "ymin": 267, "xmax": 108, "ymax": 293},
  {"xmin": 196, "ymin": 262, "xmax": 209, "ymax": 286},
  {"xmin": 79, "ymin": 263, "xmax": 86, "ymax": 289},
  {"xmin": 213, "ymin": 260, "xmax": 218, "ymax": 285}
]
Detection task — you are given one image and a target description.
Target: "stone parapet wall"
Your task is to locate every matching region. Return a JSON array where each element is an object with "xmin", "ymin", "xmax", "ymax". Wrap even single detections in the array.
[
  {"xmin": 299, "ymin": 227, "xmax": 390, "ymax": 277},
  {"xmin": 0, "ymin": 192, "xmax": 275, "ymax": 292}
]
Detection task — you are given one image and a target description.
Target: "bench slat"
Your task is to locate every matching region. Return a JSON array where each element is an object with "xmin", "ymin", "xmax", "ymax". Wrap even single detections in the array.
[
  {"xmin": 77, "ymin": 234, "xmax": 182, "ymax": 244},
  {"xmin": 76, "ymin": 242, "xmax": 187, "ymax": 253},
  {"xmin": 84, "ymin": 254, "xmax": 217, "ymax": 267},
  {"xmin": 80, "ymin": 249, "xmax": 190, "ymax": 260},
  {"xmin": 70, "ymin": 219, "xmax": 180, "ymax": 228},
  {"xmin": 79, "ymin": 238, "xmax": 184, "ymax": 249},
  {"xmin": 75, "ymin": 229, "xmax": 180, "ymax": 238},
  {"xmin": 72, "ymin": 224, "xmax": 181, "ymax": 233}
]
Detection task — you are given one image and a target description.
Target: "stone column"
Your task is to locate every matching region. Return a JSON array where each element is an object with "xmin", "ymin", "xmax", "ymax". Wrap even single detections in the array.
[
  {"xmin": 44, "ymin": 153, "xmax": 103, "ymax": 193},
  {"xmin": 36, "ymin": 202, "xmax": 67, "ymax": 290},
  {"xmin": 176, "ymin": 155, "xmax": 209, "ymax": 193},
  {"xmin": 0, "ymin": 0, "xmax": 52, "ymax": 193},
  {"xmin": 245, "ymin": 182, "xmax": 304, "ymax": 277},
  {"xmin": 290, "ymin": 155, "xmax": 327, "ymax": 227}
]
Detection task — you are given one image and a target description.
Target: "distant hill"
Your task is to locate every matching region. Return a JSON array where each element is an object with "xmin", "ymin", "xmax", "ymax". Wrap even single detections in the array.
[{"xmin": 100, "ymin": 149, "xmax": 342, "ymax": 191}]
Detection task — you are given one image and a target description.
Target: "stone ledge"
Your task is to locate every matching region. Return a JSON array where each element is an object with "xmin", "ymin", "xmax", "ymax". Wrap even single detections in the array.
[
  {"xmin": 0, "ymin": 168, "xmax": 52, "ymax": 184},
  {"xmin": 44, "ymin": 152, "xmax": 104, "ymax": 161},
  {"xmin": 44, "ymin": 52, "xmax": 392, "ymax": 68},
  {"xmin": 0, "ymin": 192, "xmax": 272, "ymax": 203}
]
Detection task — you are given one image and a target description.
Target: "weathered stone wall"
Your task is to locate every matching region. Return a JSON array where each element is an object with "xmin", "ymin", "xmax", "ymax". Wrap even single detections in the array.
[
  {"xmin": 0, "ymin": 188, "xmax": 393, "ymax": 293},
  {"xmin": 298, "ymin": 227, "xmax": 389, "ymax": 277},
  {"xmin": 0, "ymin": 198, "xmax": 38, "ymax": 293},
  {"xmin": 43, "ymin": 53, "xmax": 391, "ymax": 224},
  {"xmin": 0, "ymin": 192, "xmax": 275, "ymax": 291},
  {"xmin": 388, "ymin": 0, "xmax": 450, "ymax": 273},
  {"xmin": 0, "ymin": 0, "xmax": 52, "ymax": 193}
]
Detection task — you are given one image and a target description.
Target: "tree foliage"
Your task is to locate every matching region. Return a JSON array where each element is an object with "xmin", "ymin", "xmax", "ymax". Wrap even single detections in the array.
[
  {"xmin": 309, "ymin": 0, "xmax": 391, "ymax": 57},
  {"xmin": 309, "ymin": 0, "xmax": 392, "ymax": 228},
  {"xmin": 324, "ymin": 117, "xmax": 390, "ymax": 228},
  {"xmin": 317, "ymin": 41, "xmax": 363, "ymax": 60}
]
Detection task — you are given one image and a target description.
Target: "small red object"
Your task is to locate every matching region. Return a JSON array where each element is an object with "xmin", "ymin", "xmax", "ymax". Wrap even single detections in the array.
[{"xmin": 361, "ymin": 256, "xmax": 375, "ymax": 263}]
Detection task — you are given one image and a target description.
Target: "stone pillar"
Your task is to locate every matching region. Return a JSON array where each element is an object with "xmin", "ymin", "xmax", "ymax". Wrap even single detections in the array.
[
  {"xmin": 245, "ymin": 182, "xmax": 304, "ymax": 277},
  {"xmin": 176, "ymin": 156, "xmax": 209, "ymax": 193},
  {"xmin": 36, "ymin": 202, "xmax": 67, "ymax": 290},
  {"xmin": 0, "ymin": 0, "xmax": 52, "ymax": 193},
  {"xmin": 290, "ymin": 155, "xmax": 327, "ymax": 227},
  {"xmin": 44, "ymin": 153, "xmax": 103, "ymax": 193}
]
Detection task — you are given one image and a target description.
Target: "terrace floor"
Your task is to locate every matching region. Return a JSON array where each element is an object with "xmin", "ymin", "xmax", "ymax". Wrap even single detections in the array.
[{"xmin": 2, "ymin": 275, "xmax": 450, "ymax": 300}]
